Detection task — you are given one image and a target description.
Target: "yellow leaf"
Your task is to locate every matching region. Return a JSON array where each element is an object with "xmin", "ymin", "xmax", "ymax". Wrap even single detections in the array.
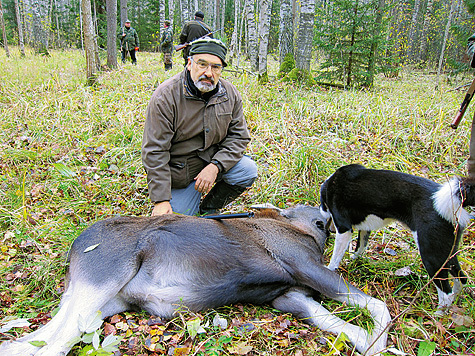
[
  {"xmin": 174, "ymin": 346, "xmax": 190, "ymax": 355},
  {"xmin": 228, "ymin": 341, "xmax": 253, "ymax": 355},
  {"xmin": 150, "ymin": 328, "xmax": 164, "ymax": 336}
]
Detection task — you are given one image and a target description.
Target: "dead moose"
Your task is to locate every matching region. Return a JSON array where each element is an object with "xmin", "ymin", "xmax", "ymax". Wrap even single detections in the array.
[{"xmin": 0, "ymin": 205, "xmax": 391, "ymax": 356}]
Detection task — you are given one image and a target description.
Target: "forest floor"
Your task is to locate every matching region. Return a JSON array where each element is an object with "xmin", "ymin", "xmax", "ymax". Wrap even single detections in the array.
[{"xmin": 0, "ymin": 48, "xmax": 474, "ymax": 355}]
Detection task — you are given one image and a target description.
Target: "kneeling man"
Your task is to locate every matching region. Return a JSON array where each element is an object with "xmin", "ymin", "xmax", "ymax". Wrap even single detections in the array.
[{"xmin": 142, "ymin": 38, "xmax": 257, "ymax": 216}]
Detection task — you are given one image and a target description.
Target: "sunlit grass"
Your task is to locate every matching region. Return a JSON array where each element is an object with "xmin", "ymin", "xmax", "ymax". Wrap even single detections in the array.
[{"xmin": 0, "ymin": 47, "xmax": 474, "ymax": 355}]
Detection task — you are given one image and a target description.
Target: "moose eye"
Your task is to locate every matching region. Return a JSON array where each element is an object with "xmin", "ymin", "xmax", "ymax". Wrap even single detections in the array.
[{"xmin": 315, "ymin": 220, "xmax": 325, "ymax": 230}]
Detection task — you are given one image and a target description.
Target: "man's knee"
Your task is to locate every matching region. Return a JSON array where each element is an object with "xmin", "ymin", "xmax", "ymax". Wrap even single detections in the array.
[{"xmin": 223, "ymin": 156, "xmax": 258, "ymax": 187}]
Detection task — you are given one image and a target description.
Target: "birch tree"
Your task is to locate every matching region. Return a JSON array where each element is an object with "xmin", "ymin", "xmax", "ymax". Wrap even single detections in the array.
[
  {"xmin": 437, "ymin": 0, "xmax": 456, "ymax": 87},
  {"xmin": 295, "ymin": 0, "xmax": 315, "ymax": 72},
  {"xmin": 14, "ymin": 0, "xmax": 25, "ymax": 56},
  {"xmin": 279, "ymin": 0, "xmax": 293, "ymax": 64},
  {"xmin": 81, "ymin": 0, "xmax": 99, "ymax": 85},
  {"xmin": 229, "ymin": 0, "xmax": 242, "ymax": 64},
  {"xmin": 257, "ymin": 0, "xmax": 271, "ymax": 82},
  {"xmin": 120, "ymin": 0, "xmax": 127, "ymax": 26},
  {"xmin": 418, "ymin": 0, "xmax": 434, "ymax": 64},
  {"xmin": 0, "ymin": 0, "xmax": 9, "ymax": 57},
  {"xmin": 31, "ymin": 0, "xmax": 50, "ymax": 54},
  {"xmin": 406, "ymin": 0, "xmax": 421, "ymax": 63},
  {"xmin": 245, "ymin": 0, "xmax": 258, "ymax": 71},
  {"xmin": 105, "ymin": 0, "xmax": 118, "ymax": 68},
  {"xmin": 181, "ymin": 0, "xmax": 190, "ymax": 23}
]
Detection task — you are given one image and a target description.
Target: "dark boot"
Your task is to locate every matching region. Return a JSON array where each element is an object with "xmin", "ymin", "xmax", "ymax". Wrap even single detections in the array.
[{"xmin": 199, "ymin": 181, "xmax": 247, "ymax": 215}]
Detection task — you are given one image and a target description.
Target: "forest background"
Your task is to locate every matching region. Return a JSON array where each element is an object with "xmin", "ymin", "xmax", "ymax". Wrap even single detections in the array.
[{"xmin": 2, "ymin": 0, "xmax": 475, "ymax": 355}]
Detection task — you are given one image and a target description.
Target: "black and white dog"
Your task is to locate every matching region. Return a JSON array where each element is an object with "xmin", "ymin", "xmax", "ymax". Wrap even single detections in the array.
[{"xmin": 320, "ymin": 164, "xmax": 475, "ymax": 311}]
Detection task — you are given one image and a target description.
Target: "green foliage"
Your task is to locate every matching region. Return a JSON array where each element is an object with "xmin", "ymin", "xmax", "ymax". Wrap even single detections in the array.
[
  {"xmin": 285, "ymin": 68, "xmax": 315, "ymax": 86},
  {"xmin": 464, "ymin": 0, "xmax": 475, "ymax": 14},
  {"xmin": 1, "ymin": 49, "xmax": 475, "ymax": 356},
  {"xmin": 278, "ymin": 52, "xmax": 295, "ymax": 78},
  {"xmin": 314, "ymin": 0, "xmax": 386, "ymax": 88}
]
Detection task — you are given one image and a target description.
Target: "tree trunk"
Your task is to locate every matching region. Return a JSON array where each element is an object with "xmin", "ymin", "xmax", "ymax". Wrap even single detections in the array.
[
  {"xmin": 0, "ymin": 0, "xmax": 10, "ymax": 57},
  {"xmin": 181, "ymin": 0, "xmax": 189, "ymax": 23},
  {"xmin": 279, "ymin": 0, "xmax": 293, "ymax": 64},
  {"xmin": 257, "ymin": 0, "xmax": 270, "ymax": 81},
  {"xmin": 295, "ymin": 0, "xmax": 315, "ymax": 72},
  {"xmin": 169, "ymin": 0, "xmax": 174, "ymax": 28},
  {"xmin": 229, "ymin": 0, "xmax": 242, "ymax": 64},
  {"xmin": 437, "ymin": 0, "xmax": 456, "ymax": 88},
  {"xmin": 367, "ymin": 0, "xmax": 385, "ymax": 87},
  {"xmin": 418, "ymin": 0, "xmax": 434, "ymax": 64},
  {"xmin": 120, "ymin": 0, "xmax": 127, "ymax": 27},
  {"xmin": 105, "ymin": 0, "xmax": 118, "ymax": 68},
  {"xmin": 245, "ymin": 0, "xmax": 257, "ymax": 71},
  {"xmin": 236, "ymin": 2, "xmax": 246, "ymax": 68},
  {"xmin": 81, "ymin": 0, "xmax": 98, "ymax": 85},
  {"xmin": 14, "ymin": 0, "xmax": 25, "ymax": 56},
  {"xmin": 346, "ymin": 0, "xmax": 358, "ymax": 86},
  {"xmin": 215, "ymin": 0, "xmax": 220, "ymax": 29},
  {"xmin": 31, "ymin": 0, "xmax": 49, "ymax": 54},
  {"xmin": 406, "ymin": 0, "xmax": 421, "ymax": 63}
]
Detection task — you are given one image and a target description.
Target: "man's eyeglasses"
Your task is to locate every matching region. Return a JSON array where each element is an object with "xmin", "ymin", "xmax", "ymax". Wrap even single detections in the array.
[{"xmin": 191, "ymin": 57, "xmax": 223, "ymax": 73}]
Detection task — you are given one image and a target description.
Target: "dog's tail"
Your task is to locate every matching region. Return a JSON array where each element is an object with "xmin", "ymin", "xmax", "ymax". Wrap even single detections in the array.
[{"xmin": 432, "ymin": 177, "xmax": 475, "ymax": 228}]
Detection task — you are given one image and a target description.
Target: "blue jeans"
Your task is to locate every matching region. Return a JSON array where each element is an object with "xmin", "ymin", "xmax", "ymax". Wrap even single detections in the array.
[{"xmin": 170, "ymin": 155, "xmax": 257, "ymax": 215}]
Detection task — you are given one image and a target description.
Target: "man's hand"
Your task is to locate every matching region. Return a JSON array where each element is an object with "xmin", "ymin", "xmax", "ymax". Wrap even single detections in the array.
[
  {"xmin": 194, "ymin": 163, "xmax": 219, "ymax": 194},
  {"xmin": 152, "ymin": 201, "xmax": 173, "ymax": 216}
]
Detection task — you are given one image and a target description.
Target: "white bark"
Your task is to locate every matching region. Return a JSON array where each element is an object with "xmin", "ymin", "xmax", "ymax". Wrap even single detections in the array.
[
  {"xmin": 437, "ymin": 0, "xmax": 456, "ymax": 87},
  {"xmin": 14, "ymin": 0, "xmax": 25, "ymax": 56},
  {"xmin": 418, "ymin": 0, "xmax": 433, "ymax": 63},
  {"xmin": 245, "ymin": 0, "xmax": 257, "ymax": 71},
  {"xmin": 279, "ymin": 0, "xmax": 293, "ymax": 64},
  {"xmin": 257, "ymin": 0, "xmax": 270, "ymax": 76},
  {"xmin": 81, "ymin": 0, "xmax": 98, "ymax": 84},
  {"xmin": 295, "ymin": 0, "xmax": 315, "ymax": 71}
]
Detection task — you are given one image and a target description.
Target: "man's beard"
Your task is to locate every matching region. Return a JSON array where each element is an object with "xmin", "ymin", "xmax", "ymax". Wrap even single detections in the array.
[{"xmin": 194, "ymin": 75, "xmax": 216, "ymax": 93}]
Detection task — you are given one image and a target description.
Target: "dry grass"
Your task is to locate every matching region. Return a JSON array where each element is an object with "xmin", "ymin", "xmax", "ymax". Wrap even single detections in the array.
[{"xmin": 0, "ymin": 48, "xmax": 474, "ymax": 355}]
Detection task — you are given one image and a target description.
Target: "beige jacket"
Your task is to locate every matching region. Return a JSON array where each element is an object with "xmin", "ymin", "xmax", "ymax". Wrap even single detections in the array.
[{"xmin": 142, "ymin": 70, "xmax": 251, "ymax": 203}]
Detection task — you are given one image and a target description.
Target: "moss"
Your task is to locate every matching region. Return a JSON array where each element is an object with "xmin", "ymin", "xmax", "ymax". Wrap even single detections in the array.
[
  {"xmin": 285, "ymin": 68, "xmax": 315, "ymax": 86},
  {"xmin": 278, "ymin": 53, "xmax": 295, "ymax": 78}
]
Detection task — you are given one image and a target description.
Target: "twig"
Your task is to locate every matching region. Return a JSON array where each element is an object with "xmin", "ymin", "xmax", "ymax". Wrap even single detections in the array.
[{"xmin": 448, "ymin": 83, "xmax": 471, "ymax": 92}]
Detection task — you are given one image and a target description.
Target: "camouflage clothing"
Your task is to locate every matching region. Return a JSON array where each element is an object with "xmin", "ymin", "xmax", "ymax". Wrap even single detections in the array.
[
  {"xmin": 160, "ymin": 27, "xmax": 174, "ymax": 54},
  {"xmin": 118, "ymin": 26, "xmax": 139, "ymax": 51}
]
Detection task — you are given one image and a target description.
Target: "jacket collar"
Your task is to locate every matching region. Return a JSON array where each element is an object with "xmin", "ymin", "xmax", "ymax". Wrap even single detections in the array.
[{"xmin": 182, "ymin": 70, "xmax": 227, "ymax": 104}]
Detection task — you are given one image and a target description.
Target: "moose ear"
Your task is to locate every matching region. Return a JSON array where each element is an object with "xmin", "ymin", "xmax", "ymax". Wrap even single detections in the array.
[{"xmin": 250, "ymin": 203, "xmax": 282, "ymax": 213}]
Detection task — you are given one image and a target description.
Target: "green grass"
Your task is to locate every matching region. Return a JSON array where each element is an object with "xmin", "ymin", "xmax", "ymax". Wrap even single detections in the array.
[{"xmin": 1, "ymin": 48, "xmax": 474, "ymax": 355}]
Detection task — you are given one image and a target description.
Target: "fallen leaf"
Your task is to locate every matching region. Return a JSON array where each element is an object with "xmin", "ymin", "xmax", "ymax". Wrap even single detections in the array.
[
  {"xmin": 228, "ymin": 341, "xmax": 253, "ymax": 355},
  {"xmin": 83, "ymin": 243, "xmax": 100, "ymax": 253}
]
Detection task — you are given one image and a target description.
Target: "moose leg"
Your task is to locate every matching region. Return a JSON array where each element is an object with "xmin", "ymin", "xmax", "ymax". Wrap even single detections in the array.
[
  {"xmin": 290, "ymin": 263, "xmax": 391, "ymax": 355},
  {"xmin": 272, "ymin": 288, "xmax": 371, "ymax": 354},
  {"xmin": 328, "ymin": 231, "xmax": 353, "ymax": 271}
]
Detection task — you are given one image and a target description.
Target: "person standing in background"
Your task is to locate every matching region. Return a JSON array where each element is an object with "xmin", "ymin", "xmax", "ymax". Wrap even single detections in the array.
[
  {"xmin": 119, "ymin": 20, "xmax": 140, "ymax": 65},
  {"xmin": 178, "ymin": 11, "xmax": 212, "ymax": 66},
  {"xmin": 160, "ymin": 20, "xmax": 174, "ymax": 71}
]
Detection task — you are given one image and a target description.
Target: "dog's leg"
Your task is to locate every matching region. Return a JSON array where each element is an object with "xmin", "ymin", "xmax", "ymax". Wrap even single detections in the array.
[
  {"xmin": 327, "ymin": 231, "xmax": 352, "ymax": 271},
  {"xmin": 435, "ymin": 278, "xmax": 463, "ymax": 315},
  {"xmin": 353, "ymin": 230, "xmax": 371, "ymax": 259}
]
